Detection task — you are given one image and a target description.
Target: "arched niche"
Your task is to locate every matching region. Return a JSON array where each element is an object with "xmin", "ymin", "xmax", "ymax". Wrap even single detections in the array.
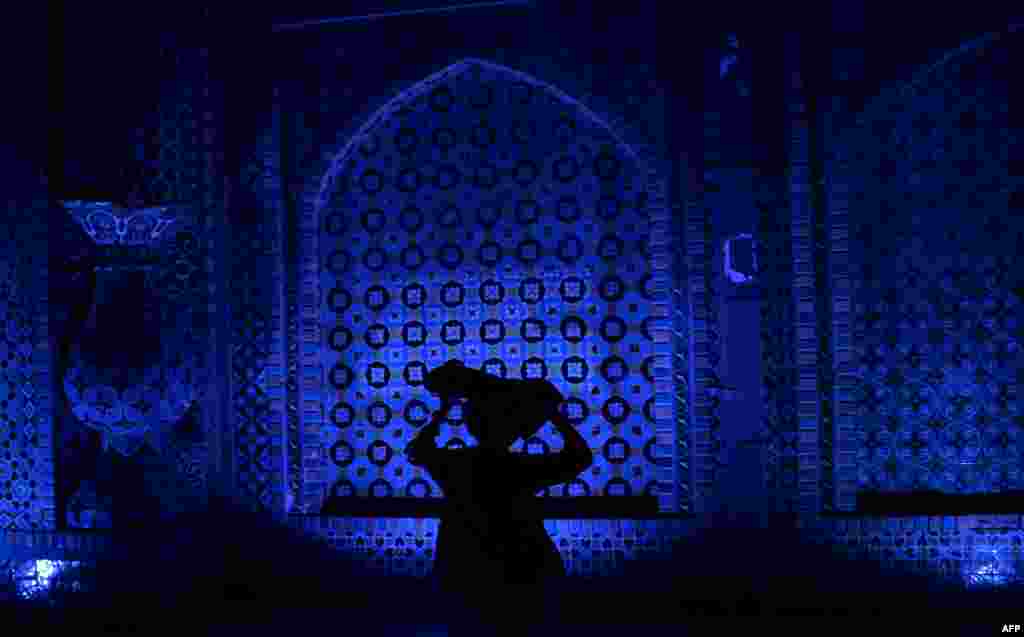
[
  {"xmin": 302, "ymin": 59, "xmax": 678, "ymax": 514},
  {"xmin": 827, "ymin": 25, "xmax": 1024, "ymax": 511}
]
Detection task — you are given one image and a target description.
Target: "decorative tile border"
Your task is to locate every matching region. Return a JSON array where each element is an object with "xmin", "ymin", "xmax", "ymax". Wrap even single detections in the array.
[
  {"xmin": 757, "ymin": 170, "xmax": 798, "ymax": 511},
  {"xmin": 227, "ymin": 113, "xmax": 289, "ymax": 513},
  {"xmin": 824, "ymin": 98, "xmax": 856, "ymax": 512},
  {"xmin": 198, "ymin": 42, "xmax": 223, "ymax": 507},
  {"xmin": 785, "ymin": 39, "xmax": 821, "ymax": 515},
  {"xmin": 692, "ymin": 111, "xmax": 722, "ymax": 506},
  {"xmin": 1, "ymin": 190, "xmax": 55, "ymax": 530},
  {"xmin": 673, "ymin": 174, "xmax": 695, "ymax": 513}
]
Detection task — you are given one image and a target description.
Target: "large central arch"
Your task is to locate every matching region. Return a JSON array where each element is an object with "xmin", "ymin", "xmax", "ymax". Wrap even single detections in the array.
[{"xmin": 296, "ymin": 58, "xmax": 680, "ymax": 514}]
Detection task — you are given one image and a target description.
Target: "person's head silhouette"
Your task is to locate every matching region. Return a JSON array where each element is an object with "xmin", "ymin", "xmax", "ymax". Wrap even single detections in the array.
[
  {"xmin": 423, "ymin": 359, "xmax": 478, "ymax": 398},
  {"xmin": 424, "ymin": 359, "xmax": 561, "ymax": 452},
  {"xmin": 463, "ymin": 399, "xmax": 520, "ymax": 452}
]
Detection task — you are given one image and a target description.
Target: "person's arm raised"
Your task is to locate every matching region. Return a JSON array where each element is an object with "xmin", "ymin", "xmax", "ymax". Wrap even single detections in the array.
[
  {"xmin": 510, "ymin": 409, "xmax": 594, "ymax": 494},
  {"xmin": 550, "ymin": 409, "xmax": 594, "ymax": 471},
  {"xmin": 404, "ymin": 396, "xmax": 455, "ymax": 466}
]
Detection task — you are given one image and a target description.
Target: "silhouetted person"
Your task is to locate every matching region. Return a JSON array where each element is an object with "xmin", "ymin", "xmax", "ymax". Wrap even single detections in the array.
[{"xmin": 405, "ymin": 360, "xmax": 594, "ymax": 633}]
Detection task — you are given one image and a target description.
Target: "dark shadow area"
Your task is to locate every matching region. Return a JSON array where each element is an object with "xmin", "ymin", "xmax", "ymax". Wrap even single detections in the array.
[
  {"xmin": 2, "ymin": 506, "xmax": 1020, "ymax": 635},
  {"xmin": 858, "ymin": 491, "xmax": 1024, "ymax": 515},
  {"xmin": 319, "ymin": 496, "xmax": 660, "ymax": 518}
]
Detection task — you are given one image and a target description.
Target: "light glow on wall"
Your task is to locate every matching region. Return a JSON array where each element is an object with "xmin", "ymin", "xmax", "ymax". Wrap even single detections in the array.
[{"xmin": 13, "ymin": 559, "xmax": 82, "ymax": 600}]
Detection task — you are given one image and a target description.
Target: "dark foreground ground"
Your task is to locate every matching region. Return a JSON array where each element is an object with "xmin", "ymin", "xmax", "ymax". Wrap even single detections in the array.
[{"xmin": 1, "ymin": 503, "xmax": 1019, "ymax": 636}]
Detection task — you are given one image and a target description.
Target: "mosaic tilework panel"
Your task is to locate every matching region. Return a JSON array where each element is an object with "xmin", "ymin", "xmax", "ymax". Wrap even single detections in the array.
[
  {"xmin": 672, "ymin": 192, "xmax": 693, "ymax": 512},
  {"xmin": 50, "ymin": 202, "xmax": 100, "ymax": 528},
  {"xmin": 757, "ymin": 178, "xmax": 799, "ymax": 511},
  {"xmin": 810, "ymin": 119, "xmax": 838, "ymax": 514},
  {"xmin": 54, "ymin": 30, "xmax": 216, "ymax": 522},
  {"xmin": 295, "ymin": 57, "xmax": 678, "ymax": 512},
  {"xmin": 129, "ymin": 35, "xmax": 219, "ymax": 496},
  {"xmin": 286, "ymin": 516, "xmax": 688, "ymax": 579},
  {"xmin": 53, "ymin": 32, "xmax": 220, "ymax": 521},
  {"xmin": 692, "ymin": 112, "xmax": 724, "ymax": 504},
  {"xmin": 193, "ymin": 35, "xmax": 230, "ymax": 499},
  {"xmin": 229, "ymin": 125, "xmax": 288, "ymax": 513},
  {"xmin": 135, "ymin": 46, "xmax": 206, "ymax": 207},
  {"xmin": 315, "ymin": 59, "xmax": 667, "ymax": 504},
  {"xmin": 806, "ymin": 515, "xmax": 1024, "ymax": 589},
  {"xmin": 510, "ymin": 55, "xmax": 680, "ymax": 512},
  {"xmin": 824, "ymin": 94, "xmax": 859, "ymax": 511},
  {"xmin": 785, "ymin": 41, "xmax": 831, "ymax": 515},
  {"xmin": 0, "ymin": 195, "xmax": 55, "ymax": 530},
  {"xmin": 818, "ymin": 82, "xmax": 849, "ymax": 515},
  {"xmin": 467, "ymin": 54, "xmax": 682, "ymax": 511},
  {"xmin": 835, "ymin": 31, "xmax": 1024, "ymax": 504}
]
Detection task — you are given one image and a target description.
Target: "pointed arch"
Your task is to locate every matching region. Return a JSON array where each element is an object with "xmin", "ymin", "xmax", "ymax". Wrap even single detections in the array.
[
  {"xmin": 826, "ymin": 24, "xmax": 1024, "ymax": 510},
  {"xmin": 302, "ymin": 57, "xmax": 679, "ymax": 515},
  {"xmin": 315, "ymin": 58, "xmax": 640, "ymax": 215}
]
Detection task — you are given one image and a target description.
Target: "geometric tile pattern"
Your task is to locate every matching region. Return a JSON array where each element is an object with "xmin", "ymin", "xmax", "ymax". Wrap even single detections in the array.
[
  {"xmin": 230, "ymin": 131, "xmax": 287, "ymax": 513},
  {"xmin": 671, "ymin": 194, "xmax": 692, "ymax": 513},
  {"xmin": 805, "ymin": 79, "xmax": 839, "ymax": 516},
  {"xmin": 193, "ymin": 40, "xmax": 222, "ymax": 500},
  {"xmin": 784, "ymin": 39, "xmax": 835, "ymax": 514},
  {"xmin": 281, "ymin": 53, "xmax": 681, "ymax": 513},
  {"xmin": 0, "ymin": 194, "xmax": 55, "ymax": 530},
  {"xmin": 693, "ymin": 111, "xmax": 724, "ymax": 505},
  {"xmin": 757, "ymin": 163, "xmax": 800, "ymax": 512},
  {"xmin": 51, "ymin": 38, "xmax": 216, "ymax": 525},
  {"xmin": 812, "ymin": 125, "xmax": 838, "ymax": 513},
  {"xmin": 128, "ymin": 39, "xmax": 214, "ymax": 498},
  {"xmin": 835, "ymin": 30, "xmax": 1024, "ymax": 505},
  {"xmin": 248, "ymin": 46, "xmax": 684, "ymax": 514},
  {"xmin": 311, "ymin": 59, "xmax": 672, "ymax": 509},
  {"xmin": 50, "ymin": 206, "xmax": 99, "ymax": 530},
  {"xmin": 285, "ymin": 517, "xmax": 690, "ymax": 579},
  {"xmin": 807, "ymin": 515, "xmax": 1024, "ymax": 589},
  {"xmin": 822, "ymin": 88, "xmax": 855, "ymax": 513},
  {"xmin": 751, "ymin": 37, "xmax": 838, "ymax": 516}
]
